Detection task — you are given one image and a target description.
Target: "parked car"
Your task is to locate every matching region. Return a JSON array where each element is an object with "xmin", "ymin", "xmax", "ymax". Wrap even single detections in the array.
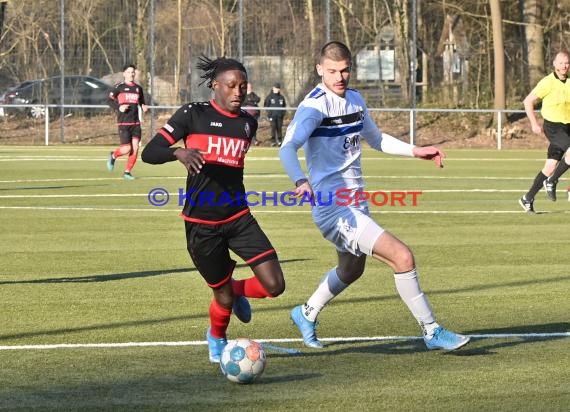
[{"xmin": 0, "ymin": 75, "xmax": 112, "ymax": 118}]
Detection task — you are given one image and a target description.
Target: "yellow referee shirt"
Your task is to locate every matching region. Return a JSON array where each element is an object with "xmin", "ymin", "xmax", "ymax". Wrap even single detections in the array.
[{"xmin": 532, "ymin": 72, "xmax": 570, "ymax": 123}]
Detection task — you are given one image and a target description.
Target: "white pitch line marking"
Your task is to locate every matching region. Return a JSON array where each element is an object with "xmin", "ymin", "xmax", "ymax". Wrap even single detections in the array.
[
  {"xmin": 0, "ymin": 189, "xmax": 545, "ymax": 199},
  {"xmin": 0, "ymin": 332, "xmax": 568, "ymax": 351},
  {"xmin": 0, "ymin": 176, "xmax": 185, "ymax": 183},
  {"xmin": 0, "ymin": 155, "xmax": 552, "ymax": 162},
  {"xmin": 0, "ymin": 206, "xmax": 561, "ymax": 214},
  {"xmin": 0, "ymin": 206, "xmax": 176, "ymax": 212},
  {"xmin": 0, "ymin": 175, "xmax": 553, "ymax": 184}
]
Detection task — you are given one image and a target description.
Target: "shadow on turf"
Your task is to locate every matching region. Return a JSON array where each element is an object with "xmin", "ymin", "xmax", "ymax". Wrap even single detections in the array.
[
  {"xmin": 0, "ymin": 313, "xmax": 208, "ymax": 341},
  {"xmin": 290, "ymin": 340, "xmax": 430, "ymax": 357},
  {"xmin": 0, "ymin": 268, "xmax": 195, "ymax": 284},
  {"xmin": 0, "ymin": 268, "xmax": 194, "ymax": 284},
  {"xmin": 0, "ymin": 184, "xmax": 106, "ymax": 191},
  {"xmin": 455, "ymin": 322, "xmax": 570, "ymax": 356},
  {"xmin": 293, "ymin": 273, "xmax": 570, "ymax": 308},
  {"xmin": 0, "ymin": 258, "xmax": 308, "ymax": 285},
  {"xmin": 0, "ymin": 259, "xmax": 310, "ymax": 341},
  {"xmin": 283, "ymin": 321, "xmax": 570, "ymax": 358},
  {"xmin": 3, "ymin": 263, "xmax": 564, "ymax": 347},
  {"xmin": 255, "ymin": 372, "xmax": 321, "ymax": 384}
]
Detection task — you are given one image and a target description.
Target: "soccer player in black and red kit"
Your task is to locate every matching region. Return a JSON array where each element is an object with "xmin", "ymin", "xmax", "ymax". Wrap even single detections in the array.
[
  {"xmin": 141, "ymin": 57, "xmax": 285, "ymax": 363},
  {"xmin": 107, "ymin": 64, "xmax": 148, "ymax": 180}
]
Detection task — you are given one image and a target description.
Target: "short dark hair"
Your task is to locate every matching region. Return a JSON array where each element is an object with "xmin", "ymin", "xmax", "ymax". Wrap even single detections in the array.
[
  {"xmin": 319, "ymin": 41, "xmax": 352, "ymax": 63},
  {"xmin": 123, "ymin": 64, "xmax": 136, "ymax": 71},
  {"xmin": 196, "ymin": 56, "xmax": 247, "ymax": 89}
]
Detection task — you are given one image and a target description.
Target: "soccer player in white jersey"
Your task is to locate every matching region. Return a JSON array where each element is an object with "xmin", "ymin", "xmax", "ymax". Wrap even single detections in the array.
[{"xmin": 279, "ymin": 41, "xmax": 470, "ymax": 351}]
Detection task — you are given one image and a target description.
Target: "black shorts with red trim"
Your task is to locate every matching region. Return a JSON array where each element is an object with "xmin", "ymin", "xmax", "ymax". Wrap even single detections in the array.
[
  {"xmin": 118, "ymin": 125, "xmax": 142, "ymax": 144},
  {"xmin": 184, "ymin": 211, "xmax": 277, "ymax": 288}
]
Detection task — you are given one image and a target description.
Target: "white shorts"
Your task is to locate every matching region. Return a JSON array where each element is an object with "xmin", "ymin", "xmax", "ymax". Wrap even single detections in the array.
[{"xmin": 312, "ymin": 205, "xmax": 385, "ymax": 256}]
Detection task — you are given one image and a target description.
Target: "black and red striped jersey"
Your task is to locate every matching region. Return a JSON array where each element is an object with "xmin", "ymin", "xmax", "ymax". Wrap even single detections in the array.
[
  {"xmin": 141, "ymin": 99, "xmax": 257, "ymax": 223},
  {"xmin": 108, "ymin": 81, "xmax": 146, "ymax": 126}
]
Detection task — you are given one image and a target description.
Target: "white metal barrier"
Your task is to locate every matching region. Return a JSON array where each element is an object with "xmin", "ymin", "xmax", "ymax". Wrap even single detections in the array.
[{"xmin": 0, "ymin": 103, "xmax": 527, "ymax": 149}]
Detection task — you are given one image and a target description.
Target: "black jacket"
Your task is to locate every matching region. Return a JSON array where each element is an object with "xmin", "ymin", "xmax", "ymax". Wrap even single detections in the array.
[{"xmin": 264, "ymin": 91, "xmax": 286, "ymax": 119}]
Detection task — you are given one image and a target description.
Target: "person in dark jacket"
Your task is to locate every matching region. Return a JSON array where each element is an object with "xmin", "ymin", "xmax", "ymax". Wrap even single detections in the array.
[{"xmin": 264, "ymin": 82, "xmax": 286, "ymax": 146}]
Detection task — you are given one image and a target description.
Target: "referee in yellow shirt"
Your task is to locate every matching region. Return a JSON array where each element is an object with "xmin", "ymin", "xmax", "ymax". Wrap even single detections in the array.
[{"xmin": 520, "ymin": 51, "xmax": 570, "ymax": 213}]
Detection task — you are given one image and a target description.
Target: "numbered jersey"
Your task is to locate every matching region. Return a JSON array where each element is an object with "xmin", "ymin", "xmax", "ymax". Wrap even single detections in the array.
[{"xmin": 157, "ymin": 100, "xmax": 257, "ymax": 222}]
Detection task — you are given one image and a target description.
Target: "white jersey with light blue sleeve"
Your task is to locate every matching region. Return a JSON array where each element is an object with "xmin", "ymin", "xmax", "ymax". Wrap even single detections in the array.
[
  {"xmin": 280, "ymin": 84, "xmax": 416, "ymax": 255},
  {"xmin": 280, "ymin": 84, "xmax": 415, "ymax": 196}
]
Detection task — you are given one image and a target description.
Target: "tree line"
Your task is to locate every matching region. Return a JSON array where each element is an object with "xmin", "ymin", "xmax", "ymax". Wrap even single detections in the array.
[{"xmin": 0, "ymin": 0, "xmax": 568, "ymax": 112}]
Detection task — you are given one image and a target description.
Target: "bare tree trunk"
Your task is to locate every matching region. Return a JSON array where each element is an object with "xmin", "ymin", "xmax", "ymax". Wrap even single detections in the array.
[
  {"xmin": 417, "ymin": 0, "xmax": 428, "ymax": 100},
  {"xmin": 218, "ymin": 0, "xmax": 226, "ymax": 55},
  {"xmin": 75, "ymin": 1, "xmax": 95, "ymax": 75},
  {"xmin": 175, "ymin": 0, "xmax": 181, "ymax": 104},
  {"xmin": 334, "ymin": 0, "xmax": 351, "ymax": 50},
  {"xmin": 490, "ymin": 0, "xmax": 505, "ymax": 125},
  {"xmin": 394, "ymin": 0, "xmax": 410, "ymax": 101},
  {"xmin": 522, "ymin": 0, "xmax": 544, "ymax": 86},
  {"xmin": 136, "ymin": 0, "xmax": 149, "ymax": 87},
  {"xmin": 306, "ymin": 0, "xmax": 316, "ymax": 55}
]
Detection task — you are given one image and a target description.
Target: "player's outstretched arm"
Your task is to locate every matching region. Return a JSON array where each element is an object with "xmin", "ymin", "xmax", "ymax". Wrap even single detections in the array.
[{"xmin": 412, "ymin": 146, "xmax": 445, "ymax": 168}]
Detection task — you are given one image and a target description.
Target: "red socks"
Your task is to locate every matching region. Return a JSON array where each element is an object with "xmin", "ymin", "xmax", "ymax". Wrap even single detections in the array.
[
  {"xmin": 112, "ymin": 147, "xmax": 125, "ymax": 159},
  {"xmin": 112, "ymin": 143, "xmax": 138, "ymax": 173},
  {"xmin": 209, "ymin": 278, "xmax": 272, "ymax": 338},
  {"xmin": 232, "ymin": 277, "xmax": 271, "ymax": 298},
  {"xmin": 208, "ymin": 299, "xmax": 231, "ymax": 338},
  {"xmin": 125, "ymin": 149, "xmax": 138, "ymax": 172}
]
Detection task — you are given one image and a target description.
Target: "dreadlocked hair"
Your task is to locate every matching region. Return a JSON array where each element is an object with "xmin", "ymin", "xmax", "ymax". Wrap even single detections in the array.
[{"xmin": 197, "ymin": 55, "xmax": 247, "ymax": 89}]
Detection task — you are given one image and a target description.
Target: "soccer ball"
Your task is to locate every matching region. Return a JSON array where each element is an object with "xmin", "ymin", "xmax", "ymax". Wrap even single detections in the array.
[{"xmin": 219, "ymin": 338, "xmax": 266, "ymax": 384}]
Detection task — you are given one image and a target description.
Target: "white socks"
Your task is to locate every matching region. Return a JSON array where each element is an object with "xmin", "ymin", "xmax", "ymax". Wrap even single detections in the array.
[
  {"xmin": 303, "ymin": 267, "xmax": 348, "ymax": 322},
  {"xmin": 394, "ymin": 268, "xmax": 439, "ymax": 337},
  {"xmin": 301, "ymin": 266, "xmax": 439, "ymax": 337}
]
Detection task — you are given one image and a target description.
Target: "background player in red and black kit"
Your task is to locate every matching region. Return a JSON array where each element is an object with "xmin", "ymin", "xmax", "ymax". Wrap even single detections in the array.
[
  {"xmin": 107, "ymin": 64, "xmax": 148, "ymax": 180},
  {"xmin": 141, "ymin": 56, "xmax": 285, "ymax": 363}
]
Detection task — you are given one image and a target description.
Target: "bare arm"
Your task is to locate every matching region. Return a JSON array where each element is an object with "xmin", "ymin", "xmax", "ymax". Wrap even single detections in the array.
[{"xmin": 523, "ymin": 92, "xmax": 542, "ymax": 134}]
